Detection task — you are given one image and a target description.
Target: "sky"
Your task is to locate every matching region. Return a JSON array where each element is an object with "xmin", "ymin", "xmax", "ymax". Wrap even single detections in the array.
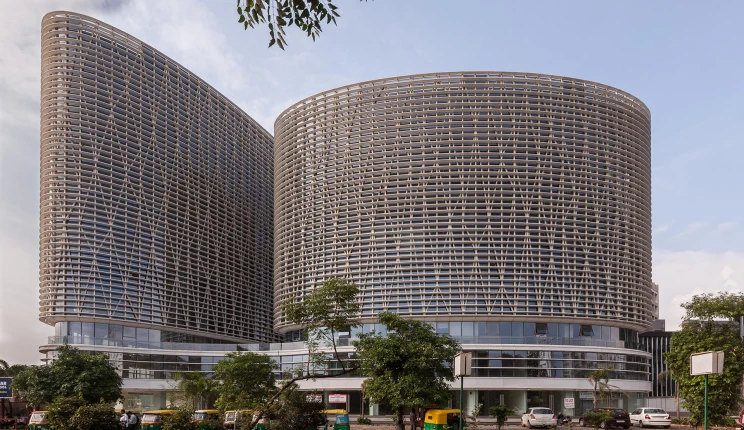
[{"xmin": 1, "ymin": 0, "xmax": 743, "ymax": 364}]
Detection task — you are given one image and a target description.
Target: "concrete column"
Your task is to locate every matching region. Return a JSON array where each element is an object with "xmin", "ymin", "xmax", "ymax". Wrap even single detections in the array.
[
  {"xmin": 369, "ymin": 403, "xmax": 379, "ymax": 417},
  {"xmin": 466, "ymin": 390, "xmax": 479, "ymax": 416}
]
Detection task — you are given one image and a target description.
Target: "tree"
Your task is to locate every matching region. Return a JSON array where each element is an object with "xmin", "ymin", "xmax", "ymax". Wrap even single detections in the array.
[
  {"xmin": 353, "ymin": 312, "xmax": 461, "ymax": 430},
  {"xmin": 47, "ymin": 395, "xmax": 86, "ymax": 429},
  {"xmin": 581, "ymin": 410, "xmax": 612, "ymax": 430},
  {"xmin": 69, "ymin": 401, "xmax": 120, "ymax": 430},
  {"xmin": 14, "ymin": 346, "xmax": 122, "ymax": 407},
  {"xmin": 665, "ymin": 293, "xmax": 744, "ymax": 427},
  {"xmin": 489, "ymin": 404, "xmax": 514, "ymax": 430},
  {"xmin": 162, "ymin": 408, "xmax": 199, "ymax": 430},
  {"xmin": 587, "ymin": 367, "xmax": 624, "ymax": 408},
  {"xmin": 235, "ymin": 0, "xmax": 368, "ymax": 49},
  {"xmin": 213, "ymin": 351, "xmax": 277, "ymax": 411},
  {"xmin": 270, "ymin": 384, "xmax": 326, "ymax": 430},
  {"xmin": 174, "ymin": 372, "xmax": 219, "ymax": 409},
  {"xmin": 244, "ymin": 278, "xmax": 362, "ymax": 429}
]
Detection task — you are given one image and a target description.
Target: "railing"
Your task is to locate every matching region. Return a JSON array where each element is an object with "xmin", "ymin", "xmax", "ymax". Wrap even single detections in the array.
[{"xmin": 47, "ymin": 335, "xmax": 643, "ymax": 352}]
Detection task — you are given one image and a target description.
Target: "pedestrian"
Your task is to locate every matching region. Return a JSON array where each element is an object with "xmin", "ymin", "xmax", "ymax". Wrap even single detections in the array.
[
  {"xmin": 119, "ymin": 410, "xmax": 128, "ymax": 429},
  {"xmin": 126, "ymin": 411, "xmax": 139, "ymax": 430}
]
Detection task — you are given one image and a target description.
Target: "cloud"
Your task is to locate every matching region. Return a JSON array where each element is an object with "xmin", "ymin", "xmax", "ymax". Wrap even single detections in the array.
[
  {"xmin": 716, "ymin": 221, "xmax": 737, "ymax": 234},
  {"xmin": 653, "ymin": 221, "xmax": 675, "ymax": 236},
  {"xmin": 671, "ymin": 221, "xmax": 706, "ymax": 239},
  {"xmin": 654, "ymin": 249, "xmax": 744, "ymax": 331}
]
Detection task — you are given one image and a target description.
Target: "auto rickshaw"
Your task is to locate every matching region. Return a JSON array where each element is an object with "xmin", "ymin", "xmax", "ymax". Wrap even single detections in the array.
[
  {"xmin": 224, "ymin": 410, "xmax": 253, "ymax": 430},
  {"xmin": 28, "ymin": 411, "xmax": 49, "ymax": 430},
  {"xmin": 423, "ymin": 409, "xmax": 462, "ymax": 430},
  {"xmin": 140, "ymin": 410, "xmax": 178, "ymax": 430},
  {"xmin": 192, "ymin": 410, "xmax": 222, "ymax": 430},
  {"xmin": 321, "ymin": 409, "xmax": 349, "ymax": 430}
]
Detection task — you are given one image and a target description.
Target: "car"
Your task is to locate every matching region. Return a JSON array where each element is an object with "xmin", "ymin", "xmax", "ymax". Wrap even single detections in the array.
[
  {"xmin": 737, "ymin": 408, "xmax": 744, "ymax": 429},
  {"xmin": 629, "ymin": 408, "xmax": 671, "ymax": 428},
  {"xmin": 578, "ymin": 408, "xmax": 630, "ymax": 429},
  {"xmin": 521, "ymin": 408, "xmax": 557, "ymax": 428}
]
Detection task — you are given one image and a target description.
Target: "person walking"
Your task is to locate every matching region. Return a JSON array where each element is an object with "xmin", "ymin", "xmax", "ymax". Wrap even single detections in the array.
[
  {"xmin": 126, "ymin": 411, "xmax": 139, "ymax": 430},
  {"xmin": 119, "ymin": 410, "xmax": 128, "ymax": 429}
]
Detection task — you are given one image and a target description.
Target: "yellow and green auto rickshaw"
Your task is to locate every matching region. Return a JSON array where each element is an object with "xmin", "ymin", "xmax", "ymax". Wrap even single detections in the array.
[
  {"xmin": 322, "ymin": 409, "xmax": 349, "ymax": 430},
  {"xmin": 140, "ymin": 410, "xmax": 178, "ymax": 430},
  {"xmin": 423, "ymin": 409, "xmax": 462, "ymax": 430},
  {"xmin": 224, "ymin": 410, "xmax": 253, "ymax": 430},
  {"xmin": 192, "ymin": 410, "xmax": 222, "ymax": 429},
  {"xmin": 28, "ymin": 411, "xmax": 49, "ymax": 430}
]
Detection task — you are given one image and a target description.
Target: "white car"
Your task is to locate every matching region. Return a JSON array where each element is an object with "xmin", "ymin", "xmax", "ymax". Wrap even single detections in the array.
[
  {"xmin": 629, "ymin": 408, "xmax": 671, "ymax": 428},
  {"xmin": 522, "ymin": 408, "xmax": 557, "ymax": 428}
]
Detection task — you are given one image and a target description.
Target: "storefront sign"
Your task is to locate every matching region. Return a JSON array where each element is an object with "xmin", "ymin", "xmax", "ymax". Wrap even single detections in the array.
[
  {"xmin": 328, "ymin": 393, "xmax": 347, "ymax": 403},
  {"xmin": 579, "ymin": 392, "xmax": 594, "ymax": 400},
  {"xmin": 564, "ymin": 398, "xmax": 575, "ymax": 409},
  {"xmin": 0, "ymin": 378, "xmax": 12, "ymax": 398},
  {"xmin": 306, "ymin": 394, "xmax": 323, "ymax": 403}
]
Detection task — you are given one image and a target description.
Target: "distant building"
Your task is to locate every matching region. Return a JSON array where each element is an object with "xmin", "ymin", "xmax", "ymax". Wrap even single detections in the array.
[{"xmin": 639, "ymin": 321, "xmax": 674, "ymax": 398}]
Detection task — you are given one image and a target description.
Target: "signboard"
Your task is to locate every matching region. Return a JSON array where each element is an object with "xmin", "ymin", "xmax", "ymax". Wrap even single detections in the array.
[
  {"xmin": 564, "ymin": 398, "xmax": 575, "ymax": 409},
  {"xmin": 690, "ymin": 351, "xmax": 724, "ymax": 375},
  {"xmin": 328, "ymin": 393, "xmax": 347, "ymax": 404},
  {"xmin": 579, "ymin": 392, "xmax": 594, "ymax": 400},
  {"xmin": 0, "ymin": 378, "xmax": 11, "ymax": 399},
  {"xmin": 306, "ymin": 394, "xmax": 323, "ymax": 403},
  {"xmin": 454, "ymin": 352, "xmax": 472, "ymax": 377}
]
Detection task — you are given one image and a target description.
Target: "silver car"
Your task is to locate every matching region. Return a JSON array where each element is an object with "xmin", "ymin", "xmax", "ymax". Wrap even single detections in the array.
[
  {"xmin": 522, "ymin": 408, "xmax": 558, "ymax": 428},
  {"xmin": 629, "ymin": 408, "xmax": 671, "ymax": 428}
]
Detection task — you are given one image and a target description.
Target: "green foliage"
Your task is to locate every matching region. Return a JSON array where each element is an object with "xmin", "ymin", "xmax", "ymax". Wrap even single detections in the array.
[
  {"xmin": 468, "ymin": 403, "xmax": 484, "ymax": 430},
  {"xmin": 14, "ymin": 346, "xmax": 121, "ymax": 407},
  {"xmin": 489, "ymin": 404, "xmax": 514, "ymax": 430},
  {"xmin": 162, "ymin": 408, "xmax": 198, "ymax": 430},
  {"xmin": 213, "ymin": 351, "xmax": 277, "ymax": 411},
  {"xmin": 582, "ymin": 410, "xmax": 612, "ymax": 430},
  {"xmin": 587, "ymin": 367, "xmax": 617, "ymax": 408},
  {"xmin": 236, "ymin": 0, "xmax": 355, "ymax": 49},
  {"xmin": 283, "ymin": 277, "xmax": 361, "ymax": 376},
  {"xmin": 174, "ymin": 372, "xmax": 219, "ymax": 409},
  {"xmin": 69, "ymin": 402, "xmax": 120, "ymax": 430},
  {"xmin": 48, "ymin": 395, "xmax": 86, "ymax": 429},
  {"xmin": 353, "ymin": 311, "xmax": 460, "ymax": 429},
  {"xmin": 0, "ymin": 360, "xmax": 28, "ymax": 378},
  {"xmin": 682, "ymin": 292, "xmax": 744, "ymax": 320},
  {"xmin": 357, "ymin": 417, "xmax": 372, "ymax": 425},
  {"xmin": 666, "ymin": 320, "xmax": 744, "ymax": 426},
  {"xmin": 271, "ymin": 386, "xmax": 326, "ymax": 430}
]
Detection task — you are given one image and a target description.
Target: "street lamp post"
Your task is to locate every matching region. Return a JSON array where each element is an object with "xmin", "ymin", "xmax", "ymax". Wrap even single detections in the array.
[{"xmin": 454, "ymin": 352, "xmax": 472, "ymax": 430}]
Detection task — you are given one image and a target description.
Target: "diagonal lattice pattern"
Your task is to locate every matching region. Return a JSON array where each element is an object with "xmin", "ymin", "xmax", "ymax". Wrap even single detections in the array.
[
  {"xmin": 39, "ymin": 12, "xmax": 276, "ymax": 343},
  {"xmin": 274, "ymin": 72, "xmax": 652, "ymax": 333}
]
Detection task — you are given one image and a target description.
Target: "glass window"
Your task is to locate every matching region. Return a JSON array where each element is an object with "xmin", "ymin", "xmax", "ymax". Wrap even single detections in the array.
[
  {"xmin": 558, "ymin": 323, "xmax": 570, "ymax": 338},
  {"xmin": 462, "ymin": 322, "xmax": 474, "ymax": 337},
  {"xmin": 535, "ymin": 323, "xmax": 548, "ymax": 335},
  {"xmin": 512, "ymin": 322, "xmax": 524, "ymax": 337},
  {"xmin": 94, "ymin": 323, "xmax": 108, "ymax": 339},
  {"xmin": 449, "ymin": 322, "xmax": 462, "ymax": 337},
  {"xmin": 69, "ymin": 322, "xmax": 82, "ymax": 337},
  {"xmin": 436, "ymin": 322, "xmax": 449, "ymax": 334},
  {"xmin": 476, "ymin": 322, "xmax": 487, "ymax": 337},
  {"xmin": 149, "ymin": 329, "xmax": 161, "ymax": 343},
  {"xmin": 82, "ymin": 322, "xmax": 95, "ymax": 338},
  {"xmin": 571, "ymin": 324, "xmax": 582, "ymax": 338},
  {"xmin": 580, "ymin": 325, "xmax": 594, "ymax": 337},
  {"xmin": 499, "ymin": 322, "xmax": 511, "ymax": 337},
  {"xmin": 108, "ymin": 325, "xmax": 123, "ymax": 340},
  {"xmin": 137, "ymin": 328, "xmax": 149, "ymax": 342},
  {"xmin": 547, "ymin": 323, "xmax": 558, "ymax": 337},
  {"xmin": 123, "ymin": 326, "xmax": 136, "ymax": 340},
  {"xmin": 602, "ymin": 326, "xmax": 611, "ymax": 340},
  {"xmin": 592, "ymin": 325, "xmax": 601, "ymax": 338},
  {"xmin": 487, "ymin": 322, "xmax": 499, "ymax": 336},
  {"xmin": 524, "ymin": 322, "xmax": 536, "ymax": 336}
]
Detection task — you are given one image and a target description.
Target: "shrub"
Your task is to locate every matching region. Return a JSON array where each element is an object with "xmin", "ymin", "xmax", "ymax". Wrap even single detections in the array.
[
  {"xmin": 489, "ymin": 404, "xmax": 514, "ymax": 430},
  {"xmin": 48, "ymin": 396, "xmax": 86, "ymax": 430},
  {"xmin": 582, "ymin": 411, "xmax": 612, "ymax": 430},
  {"xmin": 69, "ymin": 402, "xmax": 120, "ymax": 430},
  {"xmin": 162, "ymin": 408, "xmax": 198, "ymax": 430},
  {"xmin": 357, "ymin": 417, "xmax": 372, "ymax": 425}
]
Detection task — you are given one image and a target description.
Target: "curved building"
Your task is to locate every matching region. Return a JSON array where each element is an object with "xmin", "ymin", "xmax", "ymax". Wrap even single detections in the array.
[
  {"xmin": 39, "ymin": 11, "xmax": 275, "ymax": 344},
  {"xmin": 274, "ymin": 71, "xmax": 652, "ymax": 334}
]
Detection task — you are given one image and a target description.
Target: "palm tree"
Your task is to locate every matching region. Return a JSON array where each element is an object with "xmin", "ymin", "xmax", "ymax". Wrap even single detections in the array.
[{"xmin": 587, "ymin": 367, "xmax": 626, "ymax": 408}]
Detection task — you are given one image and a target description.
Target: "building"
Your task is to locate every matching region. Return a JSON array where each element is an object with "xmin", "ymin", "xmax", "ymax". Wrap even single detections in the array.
[
  {"xmin": 39, "ymin": 11, "xmax": 275, "ymax": 407},
  {"xmin": 274, "ymin": 71, "xmax": 654, "ymax": 413},
  {"xmin": 40, "ymin": 12, "xmax": 654, "ymax": 414}
]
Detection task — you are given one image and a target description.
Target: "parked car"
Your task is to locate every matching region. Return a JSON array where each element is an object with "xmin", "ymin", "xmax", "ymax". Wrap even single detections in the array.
[
  {"xmin": 521, "ymin": 408, "xmax": 557, "ymax": 428},
  {"xmin": 629, "ymin": 408, "xmax": 671, "ymax": 428},
  {"xmin": 578, "ymin": 408, "xmax": 630, "ymax": 429},
  {"xmin": 737, "ymin": 408, "xmax": 744, "ymax": 429}
]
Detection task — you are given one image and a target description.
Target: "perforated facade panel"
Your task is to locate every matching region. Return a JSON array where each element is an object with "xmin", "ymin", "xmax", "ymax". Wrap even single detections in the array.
[
  {"xmin": 274, "ymin": 72, "xmax": 652, "ymax": 333},
  {"xmin": 39, "ymin": 12, "xmax": 276, "ymax": 343}
]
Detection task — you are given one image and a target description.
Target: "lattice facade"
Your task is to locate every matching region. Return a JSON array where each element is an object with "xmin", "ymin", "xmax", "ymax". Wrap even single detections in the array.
[
  {"xmin": 39, "ymin": 12, "xmax": 275, "ymax": 343},
  {"xmin": 274, "ymin": 72, "xmax": 652, "ymax": 333}
]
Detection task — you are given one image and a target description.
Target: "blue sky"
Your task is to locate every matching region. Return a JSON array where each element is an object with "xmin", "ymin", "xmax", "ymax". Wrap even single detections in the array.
[{"xmin": 1, "ymin": 0, "xmax": 742, "ymax": 363}]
